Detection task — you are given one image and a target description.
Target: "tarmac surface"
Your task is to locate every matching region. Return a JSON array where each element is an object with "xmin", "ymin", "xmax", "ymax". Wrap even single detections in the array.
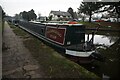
[{"xmin": 2, "ymin": 22, "xmax": 44, "ymax": 78}]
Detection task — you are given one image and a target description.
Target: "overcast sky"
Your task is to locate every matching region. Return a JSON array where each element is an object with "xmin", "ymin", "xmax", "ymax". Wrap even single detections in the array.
[{"xmin": 0, "ymin": 0, "xmax": 82, "ymax": 17}]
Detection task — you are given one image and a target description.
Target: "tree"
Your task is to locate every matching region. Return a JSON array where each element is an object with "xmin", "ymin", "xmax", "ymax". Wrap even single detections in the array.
[
  {"xmin": 14, "ymin": 14, "xmax": 19, "ymax": 20},
  {"xmin": 89, "ymin": 2, "xmax": 120, "ymax": 22},
  {"xmin": 73, "ymin": 12, "xmax": 78, "ymax": 20},
  {"xmin": 28, "ymin": 9, "xmax": 37, "ymax": 21},
  {"xmin": 78, "ymin": 2, "xmax": 104, "ymax": 22},
  {"xmin": 22, "ymin": 11, "xmax": 29, "ymax": 21},
  {"xmin": 2, "ymin": 9, "xmax": 6, "ymax": 19},
  {"xmin": 20, "ymin": 9, "xmax": 37, "ymax": 21},
  {"xmin": 49, "ymin": 15, "xmax": 53, "ymax": 21},
  {"xmin": 67, "ymin": 7, "xmax": 75, "ymax": 19},
  {"xmin": 46, "ymin": 17, "xmax": 48, "ymax": 21},
  {"xmin": 38, "ymin": 13, "xmax": 41, "ymax": 21},
  {"xmin": 100, "ymin": 2, "xmax": 120, "ymax": 22},
  {"xmin": 96, "ymin": 2, "xmax": 120, "ymax": 16}
]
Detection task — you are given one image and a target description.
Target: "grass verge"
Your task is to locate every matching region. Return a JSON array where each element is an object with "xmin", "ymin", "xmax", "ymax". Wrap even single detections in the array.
[
  {"xmin": 79, "ymin": 22, "xmax": 120, "ymax": 30},
  {"xmin": 9, "ymin": 22, "xmax": 100, "ymax": 79}
]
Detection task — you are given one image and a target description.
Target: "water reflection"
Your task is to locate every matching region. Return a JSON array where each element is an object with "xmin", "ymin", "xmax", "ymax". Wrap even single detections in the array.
[
  {"xmin": 81, "ymin": 31, "xmax": 120, "ymax": 80},
  {"xmin": 85, "ymin": 34, "xmax": 119, "ymax": 46}
]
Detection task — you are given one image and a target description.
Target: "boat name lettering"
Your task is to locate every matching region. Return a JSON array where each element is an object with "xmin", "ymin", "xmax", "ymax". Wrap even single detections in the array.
[
  {"xmin": 46, "ymin": 30, "xmax": 62, "ymax": 37},
  {"xmin": 49, "ymin": 35, "xmax": 57, "ymax": 39}
]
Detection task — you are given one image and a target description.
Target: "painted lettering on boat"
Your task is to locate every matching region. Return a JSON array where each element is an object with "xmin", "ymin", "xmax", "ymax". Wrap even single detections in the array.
[{"xmin": 45, "ymin": 26, "xmax": 66, "ymax": 45}]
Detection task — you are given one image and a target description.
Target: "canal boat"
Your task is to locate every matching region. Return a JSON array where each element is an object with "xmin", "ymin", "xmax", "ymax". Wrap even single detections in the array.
[{"xmin": 16, "ymin": 20, "xmax": 104, "ymax": 63}]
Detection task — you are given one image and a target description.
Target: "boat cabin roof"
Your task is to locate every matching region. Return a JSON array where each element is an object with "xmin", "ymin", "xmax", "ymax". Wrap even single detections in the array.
[{"xmin": 42, "ymin": 22, "xmax": 84, "ymax": 26}]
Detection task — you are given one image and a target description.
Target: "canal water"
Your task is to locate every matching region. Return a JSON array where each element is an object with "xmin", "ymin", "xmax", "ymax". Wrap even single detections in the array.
[{"xmin": 80, "ymin": 30, "xmax": 120, "ymax": 80}]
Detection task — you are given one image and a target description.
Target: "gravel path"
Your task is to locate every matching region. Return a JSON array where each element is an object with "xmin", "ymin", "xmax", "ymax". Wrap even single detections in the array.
[{"xmin": 2, "ymin": 22, "xmax": 44, "ymax": 78}]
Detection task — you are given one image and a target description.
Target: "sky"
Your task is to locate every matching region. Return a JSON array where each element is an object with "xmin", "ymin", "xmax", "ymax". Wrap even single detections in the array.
[{"xmin": 0, "ymin": 0, "xmax": 82, "ymax": 17}]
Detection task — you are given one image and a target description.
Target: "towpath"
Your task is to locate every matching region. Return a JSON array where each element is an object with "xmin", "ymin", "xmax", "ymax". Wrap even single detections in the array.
[{"xmin": 2, "ymin": 22, "xmax": 44, "ymax": 78}]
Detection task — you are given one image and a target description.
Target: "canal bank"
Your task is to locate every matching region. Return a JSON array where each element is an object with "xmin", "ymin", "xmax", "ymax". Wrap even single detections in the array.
[
  {"xmin": 2, "ymin": 21, "xmax": 44, "ymax": 78},
  {"xmin": 2, "ymin": 21, "xmax": 100, "ymax": 79}
]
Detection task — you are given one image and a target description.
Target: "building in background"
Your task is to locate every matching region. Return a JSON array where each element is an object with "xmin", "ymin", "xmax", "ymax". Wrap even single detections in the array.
[{"xmin": 49, "ymin": 10, "xmax": 72, "ymax": 21}]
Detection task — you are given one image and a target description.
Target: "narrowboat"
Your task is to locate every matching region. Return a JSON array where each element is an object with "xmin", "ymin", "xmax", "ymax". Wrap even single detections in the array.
[{"xmin": 17, "ymin": 20, "xmax": 104, "ymax": 63}]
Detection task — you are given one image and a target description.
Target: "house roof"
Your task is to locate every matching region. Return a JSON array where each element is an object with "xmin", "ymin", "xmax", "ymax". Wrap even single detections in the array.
[{"xmin": 50, "ymin": 10, "xmax": 71, "ymax": 16}]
